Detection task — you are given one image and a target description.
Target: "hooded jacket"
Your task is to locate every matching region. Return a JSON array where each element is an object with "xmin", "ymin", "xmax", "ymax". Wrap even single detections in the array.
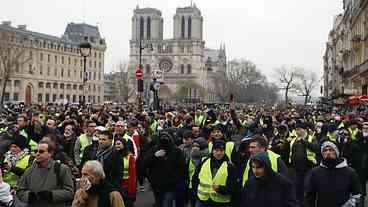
[
  {"xmin": 242, "ymin": 152, "xmax": 299, "ymax": 207},
  {"xmin": 143, "ymin": 132, "xmax": 186, "ymax": 193},
  {"xmin": 304, "ymin": 158, "xmax": 362, "ymax": 207}
]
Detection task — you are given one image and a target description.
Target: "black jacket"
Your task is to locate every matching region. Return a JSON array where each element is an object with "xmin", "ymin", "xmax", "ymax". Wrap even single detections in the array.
[
  {"xmin": 143, "ymin": 132, "xmax": 186, "ymax": 193},
  {"xmin": 304, "ymin": 159, "xmax": 362, "ymax": 207},
  {"xmin": 242, "ymin": 152, "xmax": 299, "ymax": 207}
]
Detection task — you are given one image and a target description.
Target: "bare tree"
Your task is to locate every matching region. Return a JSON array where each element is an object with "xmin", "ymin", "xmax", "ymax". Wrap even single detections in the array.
[
  {"xmin": 114, "ymin": 62, "xmax": 135, "ymax": 102},
  {"xmin": 294, "ymin": 69, "xmax": 318, "ymax": 105},
  {"xmin": 274, "ymin": 66, "xmax": 300, "ymax": 105},
  {"xmin": 0, "ymin": 31, "xmax": 31, "ymax": 104},
  {"xmin": 211, "ymin": 58, "xmax": 278, "ymax": 103}
]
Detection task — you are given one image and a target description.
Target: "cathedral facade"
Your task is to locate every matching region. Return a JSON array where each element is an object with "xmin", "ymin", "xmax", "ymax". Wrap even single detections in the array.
[{"xmin": 128, "ymin": 4, "xmax": 226, "ymax": 102}]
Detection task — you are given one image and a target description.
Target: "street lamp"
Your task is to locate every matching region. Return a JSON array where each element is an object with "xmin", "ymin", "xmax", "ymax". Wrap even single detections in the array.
[
  {"xmin": 137, "ymin": 37, "xmax": 153, "ymax": 111},
  {"xmin": 79, "ymin": 36, "xmax": 92, "ymax": 106},
  {"xmin": 150, "ymin": 78, "xmax": 160, "ymax": 111}
]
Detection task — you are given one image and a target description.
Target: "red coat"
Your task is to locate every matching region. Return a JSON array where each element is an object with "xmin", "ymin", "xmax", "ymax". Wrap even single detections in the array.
[{"xmin": 121, "ymin": 154, "xmax": 137, "ymax": 198}]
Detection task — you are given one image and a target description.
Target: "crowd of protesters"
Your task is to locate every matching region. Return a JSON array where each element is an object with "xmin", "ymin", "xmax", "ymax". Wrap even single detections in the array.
[{"xmin": 0, "ymin": 101, "xmax": 366, "ymax": 207}]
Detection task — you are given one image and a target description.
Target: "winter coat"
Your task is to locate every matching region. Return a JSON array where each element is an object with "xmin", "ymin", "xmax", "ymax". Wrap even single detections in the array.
[
  {"xmin": 16, "ymin": 160, "xmax": 74, "ymax": 207},
  {"xmin": 353, "ymin": 134, "xmax": 368, "ymax": 195},
  {"xmin": 304, "ymin": 158, "xmax": 362, "ymax": 207},
  {"xmin": 242, "ymin": 152, "xmax": 299, "ymax": 207},
  {"xmin": 143, "ymin": 132, "xmax": 186, "ymax": 193},
  {"xmin": 72, "ymin": 182, "xmax": 125, "ymax": 207}
]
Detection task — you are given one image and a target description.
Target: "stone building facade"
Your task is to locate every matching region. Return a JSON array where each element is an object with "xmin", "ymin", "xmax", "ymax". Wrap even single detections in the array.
[
  {"xmin": 128, "ymin": 4, "xmax": 226, "ymax": 102},
  {"xmin": 0, "ymin": 21, "xmax": 106, "ymax": 104},
  {"xmin": 324, "ymin": 0, "xmax": 368, "ymax": 98}
]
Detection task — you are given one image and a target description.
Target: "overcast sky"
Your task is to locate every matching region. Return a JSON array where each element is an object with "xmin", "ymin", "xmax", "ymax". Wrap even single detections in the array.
[{"xmin": 1, "ymin": 0, "xmax": 342, "ymax": 82}]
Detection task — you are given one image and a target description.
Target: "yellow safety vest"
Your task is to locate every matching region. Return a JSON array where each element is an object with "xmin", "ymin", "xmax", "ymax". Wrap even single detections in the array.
[
  {"xmin": 197, "ymin": 159, "xmax": 231, "ymax": 203},
  {"xmin": 242, "ymin": 150, "xmax": 280, "ymax": 186},
  {"xmin": 150, "ymin": 120, "xmax": 158, "ymax": 135},
  {"xmin": 289, "ymin": 136, "xmax": 316, "ymax": 165},
  {"xmin": 208, "ymin": 141, "xmax": 235, "ymax": 162},
  {"xmin": 79, "ymin": 134, "xmax": 91, "ymax": 158},
  {"xmin": 123, "ymin": 155, "xmax": 130, "ymax": 180},
  {"xmin": 3, "ymin": 154, "xmax": 31, "ymax": 188},
  {"xmin": 20, "ymin": 129, "xmax": 37, "ymax": 152},
  {"xmin": 349, "ymin": 128, "xmax": 359, "ymax": 140},
  {"xmin": 188, "ymin": 159, "xmax": 196, "ymax": 189}
]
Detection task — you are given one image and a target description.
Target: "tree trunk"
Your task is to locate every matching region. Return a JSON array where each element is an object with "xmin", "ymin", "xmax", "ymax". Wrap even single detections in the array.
[
  {"xmin": 285, "ymin": 88, "xmax": 289, "ymax": 105},
  {"xmin": 304, "ymin": 95, "xmax": 308, "ymax": 106},
  {"xmin": 0, "ymin": 79, "xmax": 7, "ymax": 105}
]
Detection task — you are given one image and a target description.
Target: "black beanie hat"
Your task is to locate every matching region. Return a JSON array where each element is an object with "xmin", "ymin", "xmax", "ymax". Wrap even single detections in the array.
[
  {"xmin": 11, "ymin": 134, "xmax": 28, "ymax": 150},
  {"xmin": 212, "ymin": 139, "xmax": 226, "ymax": 150}
]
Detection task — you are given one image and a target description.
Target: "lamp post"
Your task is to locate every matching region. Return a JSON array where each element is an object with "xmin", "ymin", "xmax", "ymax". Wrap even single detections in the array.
[
  {"xmin": 150, "ymin": 78, "xmax": 161, "ymax": 111},
  {"xmin": 79, "ymin": 37, "xmax": 92, "ymax": 107},
  {"xmin": 137, "ymin": 37, "xmax": 153, "ymax": 111}
]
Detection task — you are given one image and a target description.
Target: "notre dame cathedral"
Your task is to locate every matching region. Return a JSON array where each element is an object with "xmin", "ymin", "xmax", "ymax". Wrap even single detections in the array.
[{"xmin": 128, "ymin": 4, "xmax": 226, "ymax": 102}]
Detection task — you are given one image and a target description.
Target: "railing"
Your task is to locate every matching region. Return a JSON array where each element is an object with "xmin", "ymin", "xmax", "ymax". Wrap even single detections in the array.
[{"xmin": 343, "ymin": 59, "xmax": 368, "ymax": 78}]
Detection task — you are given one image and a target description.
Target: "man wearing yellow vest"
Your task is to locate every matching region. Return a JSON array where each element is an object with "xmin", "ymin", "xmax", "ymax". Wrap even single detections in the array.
[
  {"xmin": 16, "ymin": 115, "xmax": 38, "ymax": 153},
  {"xmin": 288, "ymin": 122, "xmax": 318, "ymax": 206},
  {"xmin": 2, "ymin": 134, "xmax": 33, "ymax": 189},
  {"xmin": 192, "ymin": 140, "xmax": 237, "ymax": 207},
  {"xmin": 348, "ymin": 120, "xmax": 360, "ymax": 141},
  {"xmin": 74, "ymin": 120, "xmax": 96, "ymax": 166},
  {"xmin": 242, "ymin": 135, "xmax": 288, "ymax": 187}
]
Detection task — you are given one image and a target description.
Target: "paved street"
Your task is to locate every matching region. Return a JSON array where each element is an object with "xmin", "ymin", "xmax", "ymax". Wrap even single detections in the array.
[{"xmin": 136, "ymin": 182, "xmax": 155, "ymax": 207}]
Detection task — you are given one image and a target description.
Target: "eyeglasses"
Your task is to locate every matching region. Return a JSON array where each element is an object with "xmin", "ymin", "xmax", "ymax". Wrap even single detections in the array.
[{"xmin": 37, "ymin": 150, "xmax": 46, "ymax": 154}]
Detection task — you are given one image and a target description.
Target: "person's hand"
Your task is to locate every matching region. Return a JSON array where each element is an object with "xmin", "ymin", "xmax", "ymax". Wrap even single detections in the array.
[
  {"xmin": 154, "ymin": 150, "xmax": 166, "ymax": 157},
  {"xmin": 213, "ymin": 185, "xmax": 220, "ymax": 192},
  {"xmin": 79, "ymin": 178, "xmax": 92, "ymax": 191},
  {"xmin": 37, "ymin": 191, "xmax": 52, "ymax": 202}
]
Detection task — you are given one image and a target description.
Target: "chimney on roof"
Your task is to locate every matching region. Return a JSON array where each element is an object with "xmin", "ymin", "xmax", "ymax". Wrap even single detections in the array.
[
  {"xmin": 2, "ymin": 21, "xmax": 11, "ymax": 26},
  {"xmin": 17, "ymin": 25, "xmax": 27, "ymax": 30}
]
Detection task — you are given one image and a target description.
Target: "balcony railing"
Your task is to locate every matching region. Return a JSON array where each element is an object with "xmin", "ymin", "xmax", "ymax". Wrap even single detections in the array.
[{"xmin": 343, "ymin": 59, "xmax": 368, "ymax": 78}]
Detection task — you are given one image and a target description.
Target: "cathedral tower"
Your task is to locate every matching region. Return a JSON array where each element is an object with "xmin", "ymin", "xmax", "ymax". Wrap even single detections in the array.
[
  {"xmin": 173, "ymin": 4, "xmax": 203, "ymax": 40},
  {"xmin": 131, "ymin": 6, "xmax": 163, "ymax": 41}
]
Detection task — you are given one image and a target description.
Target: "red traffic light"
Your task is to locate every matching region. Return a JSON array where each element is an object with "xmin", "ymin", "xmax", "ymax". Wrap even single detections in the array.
[{"xmin": 136, "ymin": 68, "xmax": 143, "ymax": 80}]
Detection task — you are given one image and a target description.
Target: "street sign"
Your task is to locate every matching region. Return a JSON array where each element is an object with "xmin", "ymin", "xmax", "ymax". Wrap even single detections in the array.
[{"xmin": 136, "ymin": 68, "xmax": 143, "ymax": 80}]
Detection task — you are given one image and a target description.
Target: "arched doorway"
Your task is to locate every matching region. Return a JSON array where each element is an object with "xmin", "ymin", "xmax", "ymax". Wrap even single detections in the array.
[{"xmin": 25, "ymin": 84, "xmax": 32, "ymax": 105}]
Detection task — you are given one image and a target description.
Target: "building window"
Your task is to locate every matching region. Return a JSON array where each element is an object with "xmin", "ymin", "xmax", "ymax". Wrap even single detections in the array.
[
  {"xmin": 61, "ymin": 68, "xmax": 64, "ymax": 77},
  {"xmin": 187, "ymin": 64, "xmax": 192, "ymax": 74},
  {"xmin": 47, "ymin": 66, "xmax": 50, "ymax": 76},
  {"xmin": 93, "ymin": 84, "xmax": 96, "ymax": 92},
  {"xmin": 54, "ymin": 55, "xmax": 57, "ymax": 64},
  {"xmin": 79, "ymin": 85, "xmax": 83, "ymax": 91},
  {"xmin": 66, "ymin": 84, "xmax": 71, "ymax": 90},
  {"xmin": 38, "ymin": 93, "xmax": 43, "ymax": 103},
  {"xmin": 74, "ymin": 69, "xmax": 77, "ymax": 77},
  {"xmin": 59, "ymin": 94, "xmax": 64, "ymax": 100},
  {"xmin": 47, "ymin": 54, "xmax": 50, "ymax": 62},
  {"xmin": 94, "ymin": 61, "xmax": 96, "ymax": 68},
  {"xmin": 53, "ymin": 83, "xmax": 58, "ymax": 89},
  {"xmin": 45, "ymin": 94, "xmax": 50, "ymax": 102},
  {"xmin": 60, "ymin": 83, "xmax": 64, "ymax": 89},
  {"xmin": 98, "ymin": 72, "xmax": 101, "ymax": 80},
  {"xmin": 74, "ymin": 58, "xmax": 77, "ymax": 66},
  {"xmin": 4, "ymin": 93, "xmax": 9, "ymax": 102},
  {"xmin": 67, "ymin": 69, "xmax": 70, "ymax": 77},
  {"xmin": 13, "ymin": 93, "xmax": 18, "ymax": 101},
  {"xmin": 38, "ymin": 82, "xmax": 44, "ymax": 88},
  {"xmin": 28, "ymin": 64, "xmax": 33, "ymax": 74},
  {"xmin": 147, "ymin": 17, "xmax": 151, "ymax": 40},
  {"xmin": 89, "ymin": 60, "xmax": 92, "ymax": 68},
  {"xmin": 98, "ymin": 96, "xmax": 100, "ymax": 103},
  {"xmin": 52, "ymin": 94, "xmax": 57, "ymax": 102},
  {"xmin": 68, "ymin": 57, "xmax": 71, "ymax": 65},
  {"xmin": 46, "ymin": 82, "xmax": 51, "ymax": 89},
  {"xmin": 181, "ymin": 64, "xmax": 184, "ymax": 74},
  {"xmin": 79, "ymin": 95, "xmax": 83, "ymax": 102},
  {"xmin": 93, "ymin": 71, "xmax": 96, "ymax": 80},
  {"xmin": 92, "ymin": 96, "xmax": 96, "ymax": 103},
  {"xmin": 188, "ymin": 16, "xmax": 192, "ymax": 39},
  {"xmin": 73, "ymin": 84, "xmax": 77, "ymax": 90},
  {"xmin": 66, "ymin": 94, "xmax": 70, "ymax": 102},
  {"xmin": 140, "ymin": 16, "xmax": 144, "ymax": 39},
  {"xmin": 181, "ymin": 16, "xmax": 185, "ymax": 39},
  {"xmin": 94, "ymin": 52, "xmax": 97, "ymax": 58},
  {"xmin": 61, "ymin": 56, "xmax": 64, "ymax": 64},
  {"xmin": 40, "ymin": 53, "xmax": 43, "ymax": 61},
  {"xmin": 146, "ymin": 64, "xmax": 151, "ymax": 74},
  {"xmin": 54, "ymin": 68, "xmax": 57, "ymax": 76},
  {"xmin": 39, "ymin": 65, "xmax": 43, "ymax": 75},
  {"xmin": 72, "ymin": 95, "xmax": 76, "ymax": 103},
  {"xmin": 14, "ymin": 80, "xmax": 21, "ymax": 88}
]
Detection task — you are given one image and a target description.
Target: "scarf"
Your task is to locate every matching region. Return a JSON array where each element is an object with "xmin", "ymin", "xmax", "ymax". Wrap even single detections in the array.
[
  {"xmin": 4, "ymin": 149, "xmax": 29, "ymax": 167},
  {"xmin": 87, "ymin": 181, "xmax": 117, "ymax": 207},
  {"xmin": 96, "ymin": 146, "xmax": 113, "ymax": 166}
]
